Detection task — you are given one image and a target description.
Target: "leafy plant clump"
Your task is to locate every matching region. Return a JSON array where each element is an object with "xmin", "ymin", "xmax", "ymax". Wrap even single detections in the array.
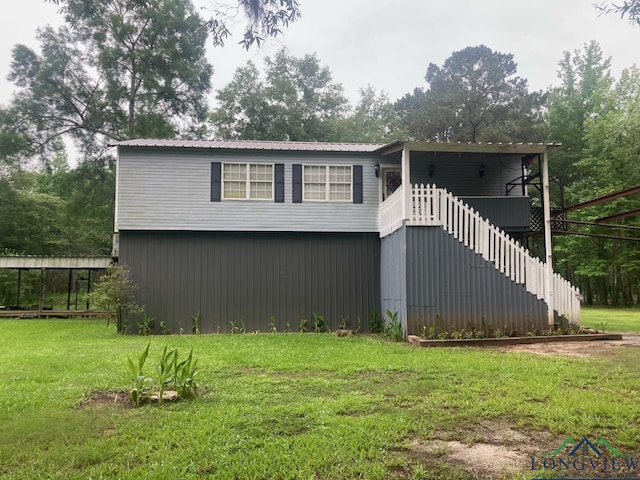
[
  {"xmin": 369, "ymin": 309, "xmax": 384, "ymax": 334},
  {"xmin": 312, "ymin": 312, "xmax": 327, "ymax": 333},
  {"xmin": 191, "ymin": 311, "xmax": 201, "ymax": 335},
  {"xmin": 384, "ymin": 310, "xmax": 403, "ymax": 342},
  {"xmin": 127, "ymin": 344, "xmax": 199, "ymax": 407},
  {"xmin": 137, "ymin": 313, "xmax": 154, "ymax": 336}
]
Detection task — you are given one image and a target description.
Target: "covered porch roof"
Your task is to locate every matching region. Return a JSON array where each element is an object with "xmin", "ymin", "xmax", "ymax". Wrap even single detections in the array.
[{"xmin": 376, "ymin": 140, "xmax": 561, "ymax": 156}]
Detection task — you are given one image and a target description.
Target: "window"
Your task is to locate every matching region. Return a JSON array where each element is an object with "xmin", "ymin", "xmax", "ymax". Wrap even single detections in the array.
[
  {"xmin": 222, "ymin": 163, "xmax": 273, "ymax": 200},
  {"xmin": 303, "ymin": 165, "xmax": 352, "ymax": 201}
]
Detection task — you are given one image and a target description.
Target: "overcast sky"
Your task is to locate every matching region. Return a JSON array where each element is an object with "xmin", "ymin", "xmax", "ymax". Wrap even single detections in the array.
[{"xmin": 0, "ymin": 0, "xmax": 638, "ymax": 108}]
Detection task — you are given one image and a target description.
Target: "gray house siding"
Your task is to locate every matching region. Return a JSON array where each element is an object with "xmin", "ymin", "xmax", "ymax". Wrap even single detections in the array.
[
  {"xmin": 119, "ymin": 231, "xmax": 380, "ymax": 334},
  {"xmin": 380, "ymin": 225, "xmax": 547, "ymax": 336},
  {"xmin": 459, "ymin": 196, "xmax": 531, "ymax": 232},
  {"xmin": 380, "ymin": 225, "xmax": 407, "ymax": 334},
  {"xmin": 409, "ymin": 155, "xmax": 524, "ymax": 197},
  {"xmin": 116, "ymin": 148, "xmax": 380, "ymax": 233}
]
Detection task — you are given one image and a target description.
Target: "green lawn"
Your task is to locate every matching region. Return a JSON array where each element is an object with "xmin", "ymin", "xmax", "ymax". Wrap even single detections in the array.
[
  {"xmin": 0, "ymin": 319, "xmax": 639, "ymax": 479},
  {"xmin": 581, "ymin": 306, "xmax": 640, "ymax": 333}
]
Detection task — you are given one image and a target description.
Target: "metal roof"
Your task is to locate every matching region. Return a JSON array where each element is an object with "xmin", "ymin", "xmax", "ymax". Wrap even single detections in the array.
[
  {"xmin": 376, "ymin": 140, "xmax": 562, "ymax": 155},
  {"xmin": 0, "ymin": 256, "xmax": 112, "ymax": 269},
  {"xmin": 114, "ymin": 138, "xmax": 562, "ymax": 155},
  {"xmin": 115, "ymin": 139, "xmax": 385, "ymax": 153}
]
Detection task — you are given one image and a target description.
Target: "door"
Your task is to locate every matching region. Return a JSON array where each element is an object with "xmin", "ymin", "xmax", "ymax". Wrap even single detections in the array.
[{"xmin": 381, "ymin": 168, "xmax": 402, "ymax": 201}]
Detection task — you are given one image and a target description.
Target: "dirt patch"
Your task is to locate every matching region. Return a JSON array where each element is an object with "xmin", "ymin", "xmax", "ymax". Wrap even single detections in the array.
[
  {"xmin": 498, "ymin": 334, "xmax": 640, "ymax": 357},
  {"xmin": 401, "ymin": 421, "xmax": 558, "ymax": 479},
  {"xmin": 77, "ymin": 390, "xmax": 132, "ymax": 409}
]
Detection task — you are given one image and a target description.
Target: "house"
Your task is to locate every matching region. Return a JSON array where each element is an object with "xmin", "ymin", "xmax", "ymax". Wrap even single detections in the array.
[{"xmin": 113, "ymin": 139, "xmax": 580, "ymax": 335}]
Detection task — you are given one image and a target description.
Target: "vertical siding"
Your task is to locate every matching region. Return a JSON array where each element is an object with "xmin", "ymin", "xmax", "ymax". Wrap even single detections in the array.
[
  {"xmin": 119, "ymin": 231, "xmax": 380, "ymax": 334},
  {"xmin": 380, "ymin": 226, "xmax": 407, "ymax": 334},
  {"xmin": 404, "ymin": 226, "xmax": 547, "ymax": 335}
]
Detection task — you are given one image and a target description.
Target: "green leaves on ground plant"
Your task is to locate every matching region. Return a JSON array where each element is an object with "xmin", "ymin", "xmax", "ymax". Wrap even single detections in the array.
[{"xmin": 126, "ymin": 343, "xmax": 199, "ymax": 407}]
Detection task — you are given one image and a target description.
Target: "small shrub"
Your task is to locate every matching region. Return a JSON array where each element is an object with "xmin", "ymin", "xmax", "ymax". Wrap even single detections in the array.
[
  {"xmin": 159, "ymin": 320, "xmax": 170, "ymax": 335},
  {"xmin": 420, "ymin": 325, "xmax": 428, "ymax": 339},
  {"xmin": 127, "ymin": 344, "xmax": 200, "ymax": 407},
  {"xmin": 355, "ymin": 316, "xmax": 362, "ymax": 334},
  {"xmin": 191, "ymin": 311, "xmax": 201, "ymax": 335},
  {"xmin": 428, "ymin": 325, "xmax": 437, "ymax": 340},
  {"xmin": 369, "ymin": 309, "xmax": 384, "ymax": 334},
  {"xmin": 450, "ymin": 328, "xmax": 464, "ymax": 340},
  {"xmin": 137, "ymin": 313, "xmax": 154, "ymax": 336},
  {"xmin": 338, "ymin": 316, "xmax": 349, "ymax": 330},
  {"xmin": 127, "ymin": 343, "xmax": 153, "ymax": 407},
  {"xmin": 298, "ymin": 318, "xmax": 308, "ymax": 333},
  {"xmin": 312, "ymin": 312, "xmax": 326, "ymax": 333},
  {"xmin": 87, "ymin": 264, "xmax": 143, "ymax": 334},
  {"xmin": 269, "ymin": 315, "xmax": 277, "ymax": 333},
  {"xmin": 384, "ymin": 310, "xmax": 403, "ymax": 342},
  {"xmin": 230, "ymin": 320, "xmax": 246, "ymax": 334}
]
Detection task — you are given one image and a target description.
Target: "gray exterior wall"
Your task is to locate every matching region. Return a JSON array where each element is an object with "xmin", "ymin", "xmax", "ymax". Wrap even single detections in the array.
[
  {"xmin": 380, "ymin": 225, "xmax": 407, "ymax": 334},
  {"xmin": 459, "ymin": 196, "xmax": 531, "ymax": 232},
  {"xmin": 119, "ymin": 231, "xmax": 380, "ymax": 334},
  {"xmin": 380, "ymin": 225, "xmax": 547, "ymax": 336},
  {"xmin": 410, "ymin": 155, "xmax": 524, "ymax": 197},
  {"xmin": 116, "ymin": 147, "xmax": 380, "ymax": 233}
]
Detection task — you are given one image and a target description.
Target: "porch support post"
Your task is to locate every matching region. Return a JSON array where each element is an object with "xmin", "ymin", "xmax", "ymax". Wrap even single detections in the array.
[
  {"xmin": 541, "ymin": 150, "xmax": 554, "ymax": 327},
  {"xmin": 402, "ymin": 145, "xmax": 411, "ymax": 222}
]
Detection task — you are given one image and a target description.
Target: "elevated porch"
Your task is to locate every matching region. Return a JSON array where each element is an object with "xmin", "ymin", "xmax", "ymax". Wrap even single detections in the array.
[{"xmin": 375, "ymin": 142, "xmax": 580, "ymax": 336}]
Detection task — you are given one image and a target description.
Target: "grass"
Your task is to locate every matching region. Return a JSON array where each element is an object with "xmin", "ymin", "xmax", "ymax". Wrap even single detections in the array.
[
  {"xmin": 0, "ymin": 319, "xmax": 639, "ymax": 479},
  {"xmin": 581, "ymin": 306, "xmax": 640, "ymax": 333}
]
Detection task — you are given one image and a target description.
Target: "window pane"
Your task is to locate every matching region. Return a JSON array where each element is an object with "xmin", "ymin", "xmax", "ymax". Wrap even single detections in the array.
[
  {"xmin": 223, "ymin": 163, "xmax": 246, "ymax": 181},
  {"xmin": 329, "ymin": 166, "xmax": 351, "ymax": 183},
  {"xmin": 329, "ymin": 183, "xmax": 351, "ymax": 200},
  {"xmin": 304, "ymin": 165, "xmax": 326, "ymax": 183},
  {"xmin": 250, "ymin": 164, "xmax": 273, "ymax": 182},
  {"xmin": 304, "ymin": 183, "xmax": 326, "ymax": 200},
  {"xmin": 224, "ymin": 181, "xmax": 246, "ymax": 199},
  {"xmin": 250, "ymin": 182, "xmax": 272, "ymax": 199}
]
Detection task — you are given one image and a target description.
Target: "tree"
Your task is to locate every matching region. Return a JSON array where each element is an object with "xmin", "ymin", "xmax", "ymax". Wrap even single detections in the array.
[
  {"xmin": 396, "ymin": 45, "xmax": 545, "ymax": 143},
  {"xmin": 555, "ymin": 67, "xmax": 640, "ymax": 305},
  {"xmin": 211, "ymin": 49, "xmax": 349, "ymax": 141},
  {"xmin": 48, "ymin": 0, "xmax": 302, "ymax": 49},
  {"xmin": 88, "ymin": 264, "xmax": 142, "ymax": 334},
  {"xmin": 546, "ymin": 41, "xmax": 613, "ymax": 196},
  {"xmin": 8, "ymin": 0, "xmax": 212, "ymax": 162},
  {"xmin": 335, "ymin": 86, "xmax": 404, "ymax": 143},
  {"xmin": 596, "ymin": 1, "xmax": 640, "ymax": 26}
]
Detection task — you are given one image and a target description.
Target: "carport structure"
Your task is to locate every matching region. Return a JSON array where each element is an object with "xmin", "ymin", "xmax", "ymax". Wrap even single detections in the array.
[{"xmin": 0, "ymin": 256, "xmax": 111, "ymax": 316}]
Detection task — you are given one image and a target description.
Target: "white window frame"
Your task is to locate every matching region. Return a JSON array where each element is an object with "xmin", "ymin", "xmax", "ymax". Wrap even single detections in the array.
[
  {"xmin": 222, "ymin": 163, "xmax": 274, "ymax": 201},
  {"xmin": 303, "ymin": 165, "xmax": 353, "ymax": 202}
]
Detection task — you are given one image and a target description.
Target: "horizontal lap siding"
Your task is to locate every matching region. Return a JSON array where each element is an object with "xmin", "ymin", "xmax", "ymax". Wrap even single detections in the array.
[
  {"xmin": 119, "ymin": 231, "xmax": 380, "ymax": 334},
  {"xmin": 410, "ymin": 155, "xmax": 523, "ymax": 197},
  {"xmin": 403, "ymin": 226, "xmax": 547, "ymax": 335},
  {"xmin": 459, "ymin": 196, "xmax": 531, "ymax": 231},
  {"xmin": 116, "ymin": 149, "xmax": 380, "ymax": 232}
]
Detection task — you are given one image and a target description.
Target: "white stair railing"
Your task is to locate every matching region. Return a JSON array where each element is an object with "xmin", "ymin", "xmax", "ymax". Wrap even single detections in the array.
[
  {"xmin": 405, "ymin": 184, "xmax": 580, "ymax": 324},
  {"xmin": 379, "ymin": 185, "xmax": 405, "ymax": 238}
]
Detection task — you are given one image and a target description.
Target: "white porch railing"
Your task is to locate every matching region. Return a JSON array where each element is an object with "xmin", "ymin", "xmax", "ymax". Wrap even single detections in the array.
[
  {"xmin": 379, "ymin": 184, "xmax": 581, "ymax": 324},
  {"xmin": 379, "ymin": 186, "xmax": 405, "ymax": 237}
]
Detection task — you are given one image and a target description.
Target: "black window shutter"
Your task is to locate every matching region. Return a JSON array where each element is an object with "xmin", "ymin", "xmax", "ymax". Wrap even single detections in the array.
[
  {"xmin": 275, "ymin": 164, "xmax": 285, "ymax": 203},
  {"xmin": 353, "ymin": 165, "xmax": 363, "ymax": 204},
  {"xmin": 292, "ymin": 164, "xmax": 302, "ymax": 203},
  {"xmin": 211, "ymin": 162, "xmax": 221, "ymax": 202}
]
